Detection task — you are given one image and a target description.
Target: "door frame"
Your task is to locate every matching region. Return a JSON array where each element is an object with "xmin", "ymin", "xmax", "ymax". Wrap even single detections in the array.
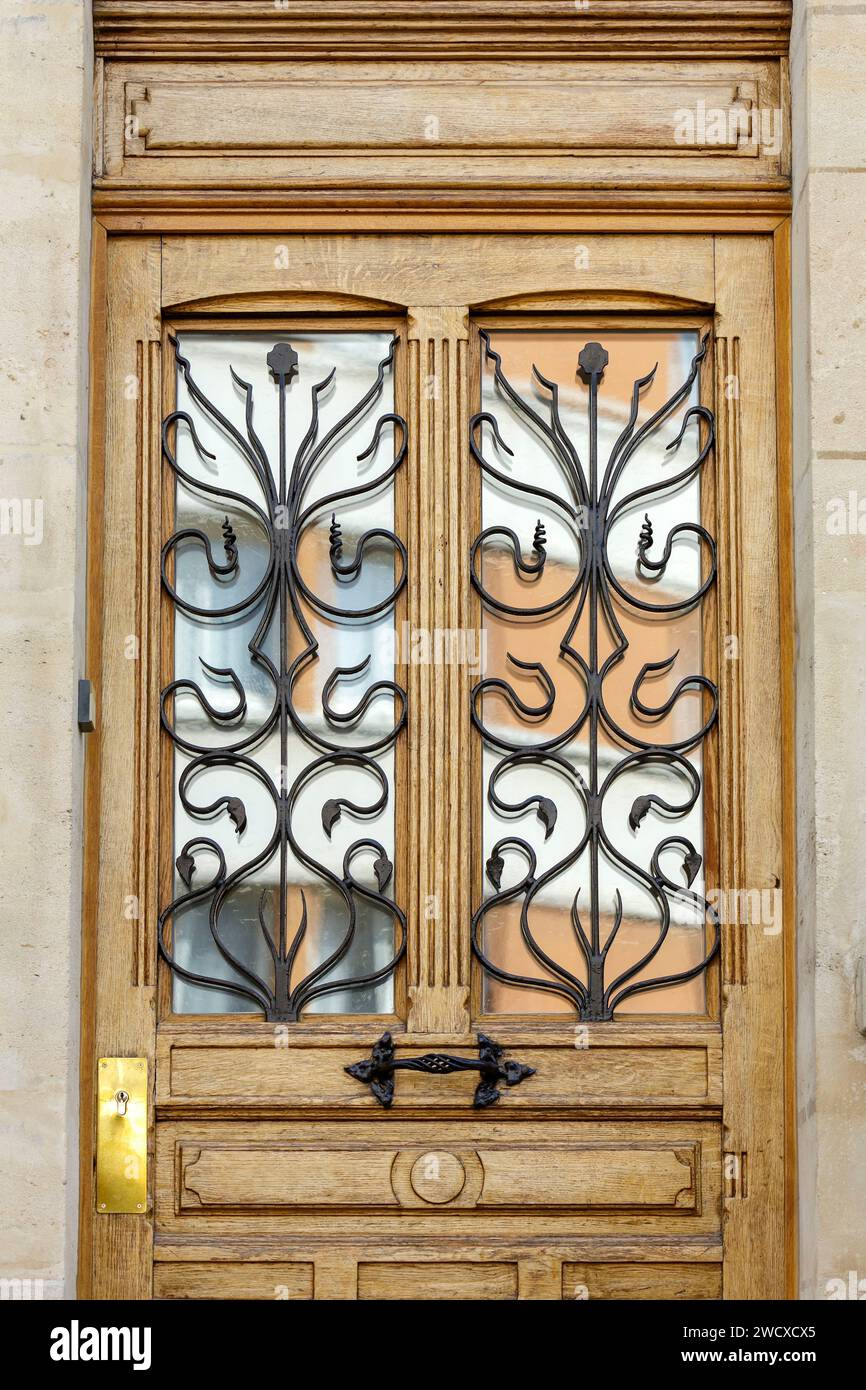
[
  {"xmin": 82, "ymin": 0, "xmax": 796, "ymax": 1302},
  {"xmin": 78, "ymin": 216, "xmax": 796, "ymax": 1299}
]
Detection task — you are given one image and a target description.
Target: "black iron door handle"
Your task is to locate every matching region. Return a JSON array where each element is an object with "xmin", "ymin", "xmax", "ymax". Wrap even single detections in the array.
[{"xmin": 345, "ymin": 1031, "xmax": 535, "ymax": 1108}]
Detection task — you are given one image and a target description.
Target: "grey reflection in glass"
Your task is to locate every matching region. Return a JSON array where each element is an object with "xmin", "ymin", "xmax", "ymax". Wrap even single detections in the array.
[{"xmin": 164, "ymin": 332, "xmax": 404, "ymax": 1016}]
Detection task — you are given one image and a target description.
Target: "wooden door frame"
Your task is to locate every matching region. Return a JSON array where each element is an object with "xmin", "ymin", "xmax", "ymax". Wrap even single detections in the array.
[
  {"xmin": 79, "ymin": 212, "xmax": 795, "ymax": 1300},
  {"xmin": 81, "ymin": 0, "xmax": 795, "ymax": 1303}
]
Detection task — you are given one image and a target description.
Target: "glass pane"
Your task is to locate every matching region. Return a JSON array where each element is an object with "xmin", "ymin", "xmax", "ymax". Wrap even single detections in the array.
[
  {"xmin": 473, "ymin": 329, "xmax": 717, "ymax": 1016},
  {"xmin": 161, "ymin": 331, "xmax": 405, "ymax": 1017}
]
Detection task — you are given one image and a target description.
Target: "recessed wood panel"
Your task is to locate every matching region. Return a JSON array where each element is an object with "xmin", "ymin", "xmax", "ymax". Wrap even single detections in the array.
[
  {"xmin": 97, "ymin": 57, "xmax": 787, "ymax": 202},
  {"xmin": 358, "ymin": 1261, "xmax": 517, "ymax": 1300},
  {"xmin": 477, "ymin": 1145, "xmax": 699, "ymax": 1211},
  {"xmin": 179, "ymin": 1145, "xmax": 401, "ymax": 1211},
  {"xmin": 124, "ymin": 75, "xmax": 760, "ymax": 155},
  {"xmin": 154, "ymin": 1261, "xmax": 312, "ymax": 1300},
  {"xmin": 174, "ymin": 1139, "xmax": 699, "ymax": 1213},
  {"xmin": 158, "ymin": 1034, "xmax": 718, "ymax": 1109},
  {"xmin": 563, "ymin": 1261, "xmax": 722, "ymax": 1300}
]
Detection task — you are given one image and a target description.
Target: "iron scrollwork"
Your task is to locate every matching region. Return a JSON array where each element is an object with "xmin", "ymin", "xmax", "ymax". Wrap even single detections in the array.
[
  {"xmin": 346, "ymin": 1032, "xmax": 536, "ymax": 1108},
  {"xmin": 158, "ymin": 334, "xmax": 407, "ymax": 1021},
  {"xmin": 470, "ymin": 332, "xmax": 721, "ymax": 1020}
]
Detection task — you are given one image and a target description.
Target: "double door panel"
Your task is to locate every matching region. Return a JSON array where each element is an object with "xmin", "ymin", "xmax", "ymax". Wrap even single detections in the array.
[{"xmin": 83, "ymin": 231, "xmax": 787, "ymax": 1299}]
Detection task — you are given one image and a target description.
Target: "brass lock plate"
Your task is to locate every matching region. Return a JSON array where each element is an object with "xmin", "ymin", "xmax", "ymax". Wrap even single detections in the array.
[{"xmin": 96, "ymin": 1057, "xmax": 148, "ymax": 1214}]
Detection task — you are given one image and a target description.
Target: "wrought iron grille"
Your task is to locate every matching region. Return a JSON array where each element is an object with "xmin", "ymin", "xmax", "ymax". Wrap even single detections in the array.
[
  {"xmin": 157, "ymin": 334, "xmax": 407, "ymax": 1020},
  {"xmin": 470, "ymin": 332, "xmax": 720, "ymax": 1019}
]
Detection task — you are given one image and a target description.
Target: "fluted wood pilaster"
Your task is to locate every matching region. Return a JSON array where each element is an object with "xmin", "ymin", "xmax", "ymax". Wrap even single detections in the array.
[{"xmin": 405, "ymin": 306, "xmax": 471, "ymax": 1035}]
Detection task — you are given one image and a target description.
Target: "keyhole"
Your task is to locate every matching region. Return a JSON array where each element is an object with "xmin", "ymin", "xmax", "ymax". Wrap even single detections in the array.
[{"xmin": 115, "ymin": 1089, "xmax": 130, "ymax": 1117}]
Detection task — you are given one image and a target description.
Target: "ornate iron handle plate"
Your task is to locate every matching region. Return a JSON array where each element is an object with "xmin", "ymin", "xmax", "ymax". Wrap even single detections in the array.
[{"xmin": 345, "ymin": 1031, "xmax": 535, "ymax": 1109}]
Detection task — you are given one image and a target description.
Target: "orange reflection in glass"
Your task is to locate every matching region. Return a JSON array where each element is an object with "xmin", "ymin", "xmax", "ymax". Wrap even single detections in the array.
[{"xmin": 479, "ymin": 330, "xmax": 710, "ymax": 1015}]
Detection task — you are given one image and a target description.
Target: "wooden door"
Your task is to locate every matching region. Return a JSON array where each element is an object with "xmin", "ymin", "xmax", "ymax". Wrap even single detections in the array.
[{"xmin": 80, "ymin": 229, "xmax": 791, "ymax": 1300}]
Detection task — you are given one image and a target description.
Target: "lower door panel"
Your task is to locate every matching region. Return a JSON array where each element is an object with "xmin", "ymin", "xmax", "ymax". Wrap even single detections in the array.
[{"xmin": 153, "ymin": 1117, "xmax": 722, "ymax": 1299}]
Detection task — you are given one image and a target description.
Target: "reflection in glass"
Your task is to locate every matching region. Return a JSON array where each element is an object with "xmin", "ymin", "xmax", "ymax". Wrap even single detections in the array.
[
  {"xmin": 474, "ymin": 331, "xmax": 718, "ymax": 1016},
  {"xmin": 162, "ymin": 332, "xmax": 405, "ymax": 1016}
]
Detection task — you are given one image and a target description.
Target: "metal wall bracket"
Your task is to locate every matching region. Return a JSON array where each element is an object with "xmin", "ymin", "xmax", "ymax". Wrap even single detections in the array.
[
  {"xmin": 96, "ymin": 1057, "xmax": 148, "ymax": 1214},
  {"xmin": 345, "ymin": 1032, "xmax": 535, "ymax": 1108},
  {"xmin": 77, "ymin": 678, "xmax": 96, "ymax": 733}
]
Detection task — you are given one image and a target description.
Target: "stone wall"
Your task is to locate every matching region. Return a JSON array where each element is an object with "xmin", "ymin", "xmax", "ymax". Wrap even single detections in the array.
[{"xmin": 0, "ymin": 1, "xmax": 90, "ymax": 1299}]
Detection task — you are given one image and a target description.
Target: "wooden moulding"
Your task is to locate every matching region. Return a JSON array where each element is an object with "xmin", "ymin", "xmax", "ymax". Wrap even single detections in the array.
[
  {"xmin": 173, "ymin": 1140, "xmax": 704, "ymax": 1214},
  {"xmin": 153, "ymin": 1118, "xmax": 721, "ymax": 1231},
  {"xmin": 92, "ymin": 5, "xmax": 791, "ymax": 217},
  {"xmin": 94, "ymin": 52, "xmax": 789, "ymax": 213},
  {"xmin": 93, "ymin": 2, "xmax": 793, "ymax": 62}
]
